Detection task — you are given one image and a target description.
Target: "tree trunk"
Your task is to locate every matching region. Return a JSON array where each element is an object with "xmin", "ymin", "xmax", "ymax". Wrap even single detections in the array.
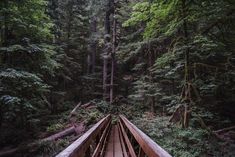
[
  {"xmin": 105, "ymin": 0, "xmax": 114, "ymax": 34},
  {"xmin": 151, "ymin": 96, "xmax": 155, "ymax": 113},
  {"xmin": 41, "ymin": 126, "xmax": 76, "ymax": 142},
  {"xmin": 2, "ymin": 0, "xmax": 8, "ymax": 64},
  {"xmin": 92, "ymin": 42, "xmax": 97, "ymax": 73},
  {"xmin": 181, "ymin": 0, "xmax": 190, "ymax": 82},
  {"xmin": 110, "ymin": 11, "xmax": 117, "ymax": 103},
  {"xmin": 148, "ymin": 41, "xmax": 155, "ymax": 112},
  {"xmin": 103, "ymin": 58, "xmax": 108, "ymax": 100},
  {"xmin": 90, "ymin": 17, "xmax": 97, "ymax": 73},
  {"xmin": 69, "ymin": 102, "xmax": 82, "ymax": 118},
  {"xmin": 3, "ymin": 0, "xmax": 8, "ymax": 47},
  {"xmin": 181, "ymin": 0, "xmax": 191, "ymax": 128},
  {"xmin": 0, "ymin": 105, "xmax": 2, "ymax": 128},
  {"xmin": 103, "ymin": 0, "xmax": 114, "ymax": 101}
]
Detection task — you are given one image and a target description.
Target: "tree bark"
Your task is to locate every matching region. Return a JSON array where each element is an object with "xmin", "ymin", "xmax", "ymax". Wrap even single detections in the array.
[
  {"xmin": 214, "ymin": 126, "xmax": 235, "ymax": 134},
  {"xmin": 105, "ymin": 0, "xmax": 114, "ymax": 34},
  {"xmin": 181, "ymin": 0, "xmax": 190, "ymax": 82},
  {"xmin": 91, "ymin": 17, "xmax": 97, "ymax": 73},
  {"xmin": 41, "ymin": 126, "xmax": 76, "ymax": 142},
  {"xmin": 69, "ymin": 102, "xmax": 82, "ymax": 117},
  {"xmin": 0, "ymin": 105, "xmax": 2, "ymax": 128},
  {"xmin": 151, "ymin": 96, "xmax": 155, "ymax": 113},
  {"xmin": 103, "ymin": 57, "xmax": 108, "ymax": 100},
  {"xmin": 110, "ymin": 11, "xmax": 117, "ymax": 103},
  {"xmin": 3, "ymin": 0, "xmax": 8, "ymax": 47}
]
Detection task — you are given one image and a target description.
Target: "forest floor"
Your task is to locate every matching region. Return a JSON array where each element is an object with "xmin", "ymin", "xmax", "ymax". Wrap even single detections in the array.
[{"xmin": 1, "ymin": 101, "xmax": 235, "ymax": 157}]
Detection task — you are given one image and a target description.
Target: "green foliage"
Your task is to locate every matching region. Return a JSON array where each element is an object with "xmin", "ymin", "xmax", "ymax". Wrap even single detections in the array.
[
  {"xmin": 117, "ymin": 0, "xmax": 235, "ymax": 155},
  {"xmin": 0, "ymin": 0, "xmax": 234, "ymax": 156},
  {"xmin": 0, "ymin": 0, "xmax": 52, "ymax": 42},
  {"xmin": 119, "ymin": 0, "xmax": 235, "ymax": 114},
  {"xmin": 46, "ymin": 123, "xmax": 64, "ymax": 133},
  {"xmin": 123, "ymin": 0, "xmax": 179, "ymax": 38},
  {"xmin": 33, "ymin": 139, "xmax": 70, "ymax": 157},
  {"xmin": 75, "ymin": 104, "xmax": 105, "ymax": 125},
  {"xmin": 133, "ymin": 114, "xmax": 234, "ymax": 157},
  {"xmin": 0, "ymin": 69, "xmax": 49, "ymax": 126},
  {"xmin": 0, "ymin": 0, "xmax": 64, "ymax": 147},
  {"xmin": 129, "ymin": 75, "xmax": 160, "ymax": 107}
]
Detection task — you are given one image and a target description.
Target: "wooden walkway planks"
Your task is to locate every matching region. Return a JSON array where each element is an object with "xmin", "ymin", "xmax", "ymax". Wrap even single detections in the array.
[
  {"xmin": 104, "ymin": 125, "xmax": 125, "ymax": 157},
  {"xmin": 104, "ymin": 127, "xmax": 114, "ymax": 157},
  {"xmin": 56, "ymin": 115, "xmax": 172, "ymax": 157},
  {"xmin": 113, "ymin": 125, "xmax": 124, "ymax": 157}
]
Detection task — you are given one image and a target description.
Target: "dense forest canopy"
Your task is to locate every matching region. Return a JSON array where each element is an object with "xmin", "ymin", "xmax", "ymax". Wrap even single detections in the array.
[{"xmin": 0, "ymin": 0, "xmax": 235, "ymax": 156}]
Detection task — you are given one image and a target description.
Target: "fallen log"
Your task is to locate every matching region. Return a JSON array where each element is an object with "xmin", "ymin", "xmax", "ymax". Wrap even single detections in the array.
[
  {"xmin": 69, "ymin": 102, "xmax": 95, "ymax": 124},
  {"xmin": 213, "ymin": 125, "xmax": 235, "ymax": 142},
  {"xmin": 42, "ymin": 126, "xmax": 76, "ymax": 142},
  {"xmin": 0, "ymin": 148, "xmax": 18, "ymax": 157},
  {"xmin": 214, "ymin": 125, "xmax": 235, "ymax": 134},
  {"xmin": 0, "ymin": 123, "xmax": 85, "ymax": 157},
  {"xmin": 69, "ymin": 102, "xmax": 82, "ymax": 117},
  {"xmin": 86, "ymin": 105, "xmax": 97, "ymax": 110},
  {"xmin": 81, "ymin": 102, "xmax": 92, "ymax": 108}
]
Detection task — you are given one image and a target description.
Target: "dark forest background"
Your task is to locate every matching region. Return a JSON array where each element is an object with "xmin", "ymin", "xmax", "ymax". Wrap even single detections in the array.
[{"xmin": 0, "ymin": 0, "xmax": 235, "ymax": 156}]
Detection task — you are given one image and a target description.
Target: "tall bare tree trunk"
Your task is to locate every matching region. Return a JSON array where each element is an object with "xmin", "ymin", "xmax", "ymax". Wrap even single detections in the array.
[
  {"xmin": 105, "ymin": 0, "xmax": 114, "ymax": 34},
  {"xmin": 110, "ymin": 11, "xmax": 117, "ymax": 103},
  {"xmin": 92, "ymin": 18, "xmax": 97, "ymax": 73},
  {"xmin": 3, "ymin": 0, "xmax": 8, "ymax": 47},
  {"xmin": 103, "ymin": 0, "xmax": 114, "ymax": 101},
  {"xmin": 182, "ymin": 0, "xmax": 189, "ymax": 82},
  {"xmin": 181, "ymin": 0, "xmax": 190, "ymax": 128},
  {"xmin": 88, "ymin": 17, "xmax": 97, "ymax": 74},
  {"xmin": 103, "ymin": 58, "xmax": 108, "ymax": 99},
  {"xmin": 0, "ymin": 105, "xmax": 3, "ymax": 128},
  {"xmin": 2, "ymin": 0, "xmax": 9, "ymax": 64}
]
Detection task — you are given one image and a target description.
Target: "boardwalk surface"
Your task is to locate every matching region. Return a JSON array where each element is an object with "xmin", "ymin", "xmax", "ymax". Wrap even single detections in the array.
[
  {"xmin": 104, "ymin": 125, "xmax": 126, "ymax": 157},
  {"xmin": 55, "ymin": 115, "xmax": 172, "ymax": 157}
]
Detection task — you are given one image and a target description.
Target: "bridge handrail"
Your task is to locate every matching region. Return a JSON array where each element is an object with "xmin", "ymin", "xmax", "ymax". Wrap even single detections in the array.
[
  {"xmin": 56, "ymin": 114, "xmax": 111, "ymax": 157},
  {"xmin": 119, "ymin": 115, "xmax": 172, "ymax": 157}
]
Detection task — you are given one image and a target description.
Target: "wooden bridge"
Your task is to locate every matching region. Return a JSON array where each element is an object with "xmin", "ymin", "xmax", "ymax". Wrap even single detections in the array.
[{"xmin": 56, "ymin": 115, "xmax": 172, "ymax": 157}]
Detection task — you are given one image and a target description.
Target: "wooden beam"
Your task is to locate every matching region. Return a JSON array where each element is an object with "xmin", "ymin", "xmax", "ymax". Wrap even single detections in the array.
[
  {"xmin": 119, "ymin": 115, "xmax": 172, "ymax": 157},
  {"xmin": 56, "ymin": 115, "xmax": 111, "ymax": 157},
  {"xmin": 119, "ymin": 120, "xmax": 137, "ymax": 157}
]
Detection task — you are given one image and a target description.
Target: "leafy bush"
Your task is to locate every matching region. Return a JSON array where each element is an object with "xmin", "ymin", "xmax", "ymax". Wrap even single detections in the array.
[
  {"xmin": 0, "ymin": 69, "xmax": 49, "ymax": 127},
  {"xmin": 132, "ymin": 114, "xmax": 234, "ymax": 157}
]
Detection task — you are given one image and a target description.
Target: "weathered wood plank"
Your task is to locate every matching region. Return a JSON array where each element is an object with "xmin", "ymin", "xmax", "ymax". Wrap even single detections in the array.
[
  {"xmin": 104, "ymin": 127, "xmax": 114, "ymax": 157},
  {"xmin": 114, "ymin": 125, "xmax": 123, "ymax": 157},
  {"xmin": 118, "ymin": 124, "xmax": 128, "ymax": 157},
  {"xmin": 119, "ymin": 121, "xmax": 137, "ymax": 157}
]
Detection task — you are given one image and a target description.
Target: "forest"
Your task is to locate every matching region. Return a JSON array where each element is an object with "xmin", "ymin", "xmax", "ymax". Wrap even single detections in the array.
[{"xmin": 0, "ymin": 0, "xmax": 234, "ymax": 156}]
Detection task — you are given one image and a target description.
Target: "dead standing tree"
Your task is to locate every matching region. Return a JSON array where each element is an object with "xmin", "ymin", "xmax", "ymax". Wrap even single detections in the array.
[
  {"xmin": 110, "ymin": 3, "xmax": 117, "ymax": 104},
  {"xmin": 87, "ymin": 17, "xmax": 97, "ymax": 74},
  {"xmin": 102, "ymin": 0, "xmax": 117, "ymax": 103},
  {"xmin": 102, "ymin": 35, "xmax": 112, "ymax": 101}
]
